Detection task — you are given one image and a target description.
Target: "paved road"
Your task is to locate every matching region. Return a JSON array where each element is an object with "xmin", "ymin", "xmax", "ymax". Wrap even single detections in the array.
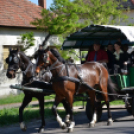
[{"xmin": 1, "ymin": 109, "xmax": 134, "ymax": 134}]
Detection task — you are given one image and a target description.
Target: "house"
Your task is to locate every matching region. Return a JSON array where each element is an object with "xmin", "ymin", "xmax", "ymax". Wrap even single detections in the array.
[
  {"xmin": 0, "ymin": 0, "xmax": 60, "ymax": 70},
  {"xmin": 0, "ymin": 0, "xmax": 59, "ymax": 96}
]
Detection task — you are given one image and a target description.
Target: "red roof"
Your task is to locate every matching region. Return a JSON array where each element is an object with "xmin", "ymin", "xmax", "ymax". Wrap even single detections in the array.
[{"xmin": 0, "ymin": 0, "xmax": 43, "ymax": 28}]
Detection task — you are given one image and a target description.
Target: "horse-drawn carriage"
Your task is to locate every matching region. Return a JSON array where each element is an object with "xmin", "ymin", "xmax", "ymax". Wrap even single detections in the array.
[
  {"xmin": 62, "ymin": 25, "xmax": 134, "ymax": 118},
  {"xmin": 8, "ymin": 25, "xmax": 134, "ymax": 132}
]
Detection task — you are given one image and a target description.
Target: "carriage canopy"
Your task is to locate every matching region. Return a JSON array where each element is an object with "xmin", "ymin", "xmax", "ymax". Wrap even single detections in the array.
[{"xmin": 62, "ymin": 25, "xmax": 134, "ymax": 50}]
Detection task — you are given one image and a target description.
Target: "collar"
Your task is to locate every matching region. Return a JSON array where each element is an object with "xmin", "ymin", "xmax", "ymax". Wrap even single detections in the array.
[
  {"xmin": 114, "ymin": 50, "xmax": 123, "ymax": 55},
  {"xmin": 114, "ymin": 50, "xmax": 123, "ymax": 60}
]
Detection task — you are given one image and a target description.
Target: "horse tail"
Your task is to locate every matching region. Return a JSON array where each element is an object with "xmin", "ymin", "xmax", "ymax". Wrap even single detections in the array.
[{"xmin": 107, "ymin": 76, "xmax": 118, "ymax": 101}]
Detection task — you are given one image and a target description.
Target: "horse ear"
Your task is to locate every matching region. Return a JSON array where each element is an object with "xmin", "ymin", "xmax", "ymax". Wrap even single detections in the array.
[{"xmin": 44, "ymin": 48, "xmax": 49, "ymax": 53}]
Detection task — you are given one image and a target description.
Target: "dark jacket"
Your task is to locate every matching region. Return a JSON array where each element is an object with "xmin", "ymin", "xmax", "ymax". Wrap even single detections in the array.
[
  {"xmin": 114, "ymin": 51, "xmax": 129, "ymax": 70},
  {"xmin": 107, "ymin": 50, "xmax": 114, "ymax": 74}
]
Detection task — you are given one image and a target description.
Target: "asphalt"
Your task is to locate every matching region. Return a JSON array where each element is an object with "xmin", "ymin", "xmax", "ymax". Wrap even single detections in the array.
[{"xmin": 0, "ymin": 109, "xmax": 134, "ymax": 134}]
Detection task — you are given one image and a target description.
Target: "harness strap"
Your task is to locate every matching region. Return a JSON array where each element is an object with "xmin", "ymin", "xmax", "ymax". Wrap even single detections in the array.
[
  {"xmin": 49, "ymin": 60, "xmax": 58, "ymax": 70},
  {"xmin": 23, "ymin": 63, "xmax": 33, "ymax": 75},
  {"xmin": 65, "ymin": 64, "xmax": 69, "ymax": 77},
  {"xmin": 75, "ymin": 64, "xmax": 83, "ymax": 77},
  {"xmin": 74, "ymin": 64, "xmax": 84, "ymax": 94},
  {"xmin": 51, "ymin": 76, "xmax": 123, "ymax": 97}
]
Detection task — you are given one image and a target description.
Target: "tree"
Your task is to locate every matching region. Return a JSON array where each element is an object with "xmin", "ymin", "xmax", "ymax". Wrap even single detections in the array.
[
  {"xmin": 31, "ymin": 0, "xmax": 128, "ymax": 59},
  {"xmin": 17, "ymin": 32, "xmax": 35, "ymax": 51}
]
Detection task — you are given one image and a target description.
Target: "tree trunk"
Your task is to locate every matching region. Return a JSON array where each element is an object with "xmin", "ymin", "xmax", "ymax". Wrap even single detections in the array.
[{"xmin": 42, "ymin": 33, "xmax": 51, "ymax": 46}]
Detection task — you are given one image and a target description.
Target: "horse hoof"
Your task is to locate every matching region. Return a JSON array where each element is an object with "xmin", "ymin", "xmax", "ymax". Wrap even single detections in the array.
[
  {"xmin": 89, "ymin": 123, "xmax": 95, "ymax": 128},
  {"xmin": 61, "ymin": 123, "xmax": 66, "ymax": 129},
  {"xmin": 20, "ymin": 122, "xmax": 27, "ymax": 131},
  {"xmin": 107, "ymin": 119, "xmax": 113, "ymax": 126},
  {"xmin": 38, "ymin": 128, "xmax": 45, "ymax": 133},
  {"xmin": 67, "ymin": 122, "xmax": 75, "ymax": 133},
  {"xmin": 67, "ymin": 127, "xmax": 74, "ymax": 133}
]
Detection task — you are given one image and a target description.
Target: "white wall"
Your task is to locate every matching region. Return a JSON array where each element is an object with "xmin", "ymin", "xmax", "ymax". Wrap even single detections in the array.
[{"xmin": 0, "ymin": 27, "xmax": 60, "ymax": 96}]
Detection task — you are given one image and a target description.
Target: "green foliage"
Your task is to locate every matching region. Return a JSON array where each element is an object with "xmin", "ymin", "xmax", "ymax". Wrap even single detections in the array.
[
  {"xmin": 31, "ymin": 0, "xmax": 129, "ymax": 35},
  {"xmin": 31, "ymin": 0, "xmax": 86, "ymax": 36},
  {"xmin": 31, "ymin": 0, "xmax": 130, "ymax": 60},
  {"xmin": 18, "ymin": 32, "xmax": 35, "ymax": 51},
  {"xmin": 53, "ymin": 44, "xmax": 79, "ymax": 61},
  {"xmin": 0, "ymin": 93, "xmax": 55, "ymax": 105}
]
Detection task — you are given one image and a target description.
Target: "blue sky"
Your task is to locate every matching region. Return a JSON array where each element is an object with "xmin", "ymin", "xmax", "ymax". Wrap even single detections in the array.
[{"xmin": 29, "ymin": 0, "xmax": 53, "ymax": 8}]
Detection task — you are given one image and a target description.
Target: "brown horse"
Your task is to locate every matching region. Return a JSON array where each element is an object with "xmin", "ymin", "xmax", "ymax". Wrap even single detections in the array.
[
  {"xmin": 6, "ymin": 49, "xmax": 70, "ymax": 133},
  {"xmin": 36, "ymin": 49, "xmax": 117, "ymax": 132}
]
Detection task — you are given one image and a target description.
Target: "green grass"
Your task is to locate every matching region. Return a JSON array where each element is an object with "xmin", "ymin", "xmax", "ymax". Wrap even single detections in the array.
[
  {"xmin": 0, "ymin": 101, "xmax": 84, "ymax": 126},
  {"xmin": 0, "ymin": 99, "xmax": 125, "ymax": 126},
  {"xmin": 110, "ymin": 100, "xmax": 125, "ymax": 105},
  {"xmin": 0, "ymin": 93, "xmax": 55, "ymax": 105},
  {"xmin": 0, "ymin": 107, "xmax": 66, "ymax": 127},
  {"xmin": 0, "ymin": 93, "xmax": 125, "ymax": 106}
]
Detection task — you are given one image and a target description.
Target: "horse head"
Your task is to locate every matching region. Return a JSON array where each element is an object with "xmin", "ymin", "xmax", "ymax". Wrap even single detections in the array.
[
  {"xmin": 36, "ymin": 49, "xmax": 53, "ymax": 73},
  {"xmin": 6, "ymin": 48, "xmax": 20, "ymax": 78},
  {"xmin": 6, "ymin": 48, "xmax": 35, "ymax": 79}
]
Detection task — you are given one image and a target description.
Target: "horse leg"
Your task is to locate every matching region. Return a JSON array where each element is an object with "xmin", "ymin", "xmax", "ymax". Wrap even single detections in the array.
[
  {"xmin": 100, "ymin": 84, "xmax": 113, "ymax": 126},
  {"xmin": 87, "ymin": 90, "xmax": 97, "ymax": 128},
  {"xmin": 19, "ymin": 94, "xmax": 32, "ymax": 131},
  {"xmin": 61, "ymin": 99, "xmax": 70, "ymax": 126},
  {"xmin": 105, "ymin": 101, "xmax": 113, "ymax": 125},
  {"xmin": 52, "ymin": 96, "xmax": 66, "ymax": 129},
  {"xmin": 66, "ymin": 94, "xmax": 75, "ymax": 133},
  {"xmin": 37, "ymin": 95, "xmax": 45, "ymax": 133}
]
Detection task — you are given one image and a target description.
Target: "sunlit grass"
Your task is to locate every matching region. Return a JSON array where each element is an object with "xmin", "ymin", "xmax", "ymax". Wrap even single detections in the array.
[{"xmin": 0, "ymin": 93, "xmax": 55, "ymax": 105}]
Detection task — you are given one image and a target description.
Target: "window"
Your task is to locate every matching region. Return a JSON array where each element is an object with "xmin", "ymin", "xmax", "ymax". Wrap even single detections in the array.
[{"xmin": 3, "ymin": 46, "xmax": 9, "ymax": 70}]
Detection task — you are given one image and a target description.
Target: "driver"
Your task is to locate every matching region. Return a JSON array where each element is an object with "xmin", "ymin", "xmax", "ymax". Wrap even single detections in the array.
[{"xmin": 86, "ymin": 41, "xmax": 108, "ymax": 64}]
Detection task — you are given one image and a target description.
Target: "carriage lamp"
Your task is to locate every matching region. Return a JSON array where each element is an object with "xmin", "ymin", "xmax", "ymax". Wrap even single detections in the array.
[
  {"xmin": 124, "ymin": 62, "xmax": 128, "ymax": 70},
  {"xmin": 122, "ymin": 62, "xmax": 128, "ymax": 74}
]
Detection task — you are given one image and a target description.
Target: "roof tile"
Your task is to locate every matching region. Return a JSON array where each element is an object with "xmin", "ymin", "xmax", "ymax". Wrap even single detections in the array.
[{"xmin": 0, "ymin": 0, "xmax": 43, "ymax": 28}]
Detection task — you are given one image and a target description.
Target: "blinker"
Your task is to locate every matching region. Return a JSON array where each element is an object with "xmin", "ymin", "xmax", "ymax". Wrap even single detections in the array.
[
  {"xmin": 6, "ymin": 56, "xmax": 19, "ymax": 64},
  {"xmin": 13, "ymin": 57, "xmax": 19, "ymax": 64}
]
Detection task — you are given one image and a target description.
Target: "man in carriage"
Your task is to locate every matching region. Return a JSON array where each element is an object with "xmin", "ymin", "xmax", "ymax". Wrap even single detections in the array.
[{"xmin": 86, "ymin": 41, "xmax": 108, "ymax": 64}]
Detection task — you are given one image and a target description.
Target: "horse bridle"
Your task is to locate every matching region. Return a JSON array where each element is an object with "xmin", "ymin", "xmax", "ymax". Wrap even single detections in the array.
[{"xmin": 7, "ymin": 53, "xmax": 35, "ymax": 76}]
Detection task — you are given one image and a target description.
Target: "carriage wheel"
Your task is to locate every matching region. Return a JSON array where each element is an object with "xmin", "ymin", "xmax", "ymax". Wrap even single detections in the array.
[
  {"xmin": 132, "ymin": 97, "xmax": 134, "ymax": 116},
  {"xmin": 126, "ymin": 98, "xmax": 133, "ymax": 114},
  {"xmin": 86, "ymin": 100, "xmax": 102, "ymax": 121},
  {"xmin": 126, "ymin": 107, "xmax": 132, "ymax": 114}
]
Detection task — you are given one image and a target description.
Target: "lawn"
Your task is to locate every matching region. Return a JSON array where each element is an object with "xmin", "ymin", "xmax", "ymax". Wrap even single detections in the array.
[
  {"xmin": 0, "ymin": 107, "xmax": 66, "ymax": 127},
  {"xmin": 0, "ymin": 94, "xmax": 125, "ymax": 126},
  {"xmin": 0, "ymin": 93, "xmax": 125, "ymax": 105},
  {"xmin": 0, "ymin": 93, "xmax": 55, "ymax": 105}
]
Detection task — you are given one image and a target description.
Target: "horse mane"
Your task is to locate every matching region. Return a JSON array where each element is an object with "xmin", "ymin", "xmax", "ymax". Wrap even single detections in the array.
[
  {"xmin": 19, "ymin": 51, "xmax": 31, "ymax": 63},
  {"xmin": 50, "ymin": 48, "xmax": 65, "ymax": 63}
]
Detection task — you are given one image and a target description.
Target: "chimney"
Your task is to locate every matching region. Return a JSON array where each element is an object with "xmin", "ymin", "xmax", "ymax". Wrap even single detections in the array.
[{"xmin": 38, "ymin": 0, "xmax": 46, "ymax": 8}]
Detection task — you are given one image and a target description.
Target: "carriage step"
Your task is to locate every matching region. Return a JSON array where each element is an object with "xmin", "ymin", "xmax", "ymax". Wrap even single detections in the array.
[{"xmin": 121, "ymin": 87, "xmax": 134, "ymax": 92}]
